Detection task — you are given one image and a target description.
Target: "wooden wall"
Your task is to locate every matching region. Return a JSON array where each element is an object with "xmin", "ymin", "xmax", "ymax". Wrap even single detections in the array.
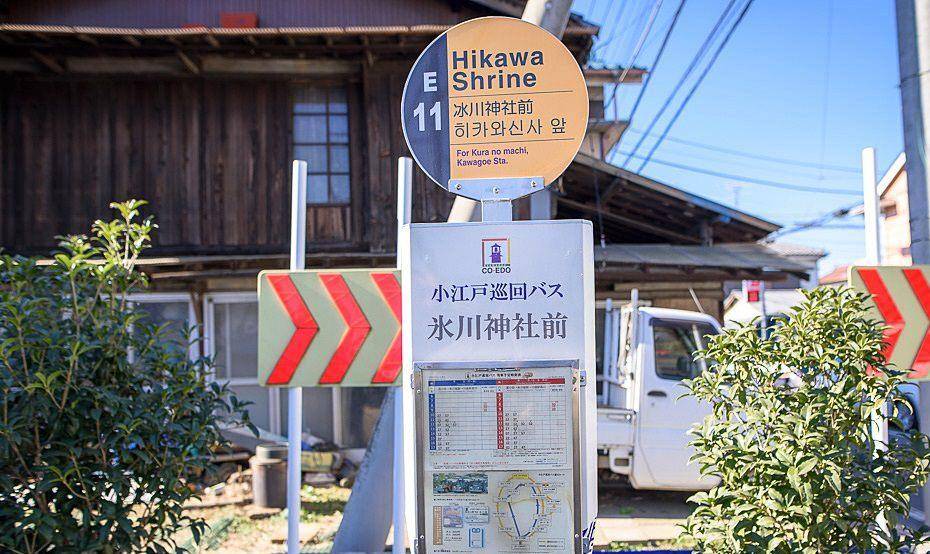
[
  {"xmin": 1, "ymin": 78, "xmax": 296, "ymax": 253},
  {"xmin": 0, "ymin": 70, "xmax": 455, "ymax": 255}
]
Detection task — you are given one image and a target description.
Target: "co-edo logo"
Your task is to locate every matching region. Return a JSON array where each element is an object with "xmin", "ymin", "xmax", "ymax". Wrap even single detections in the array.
[{"xmin": 481, "ymin": 238, "xmax": 511, "ymax": 274}]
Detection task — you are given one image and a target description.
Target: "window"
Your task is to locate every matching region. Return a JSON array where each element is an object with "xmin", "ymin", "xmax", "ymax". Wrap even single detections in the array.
[
  {"xmin": 293, "ymin": 85, "xmax": 351, "ymax": 205},
  {"xmin": 129, "ymin": 294, "xmax": 196, "ymax": 359},
  {"xmin": 207, "ymin": 294, "xmax": 278, "ymax": 432},
  {"xmin": 653, "ymin": 322, "xmax": 716, "ymax": 381},
  {"xmin": 595, "ymin": 307, "xmax": 605, "ymax": 397}
]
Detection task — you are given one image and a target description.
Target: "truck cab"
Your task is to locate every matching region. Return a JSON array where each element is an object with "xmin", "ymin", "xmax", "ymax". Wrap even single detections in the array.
[{"xmin": 597, "ymin": 300, "xmax": 721, "ymax": 491}]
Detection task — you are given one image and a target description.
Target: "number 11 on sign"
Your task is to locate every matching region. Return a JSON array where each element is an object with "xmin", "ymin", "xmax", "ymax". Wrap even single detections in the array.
[{"xmin": 413, "ymin": 101, "xmax": 441, "ymax": 131}]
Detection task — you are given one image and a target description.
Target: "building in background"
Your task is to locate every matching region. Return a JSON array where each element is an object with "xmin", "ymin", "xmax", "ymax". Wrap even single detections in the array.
[
  {"xmin": 819, "ymin": 151, "xmax": 910, "ymax": 289},
  {"xmin": 722, "ymin": 243, "xmax": 826, "ymax": 326},
  {"xmin": 0, "ymin": 0, "xmax": 809, "ymax": 453},
  {"xmin": 878, "ymin": 152, "xmax": 910, "ymax": 265}
]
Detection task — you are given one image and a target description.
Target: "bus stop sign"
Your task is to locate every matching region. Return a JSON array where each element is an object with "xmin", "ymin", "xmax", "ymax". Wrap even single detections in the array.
[{"xmin": 401, "ymin": 16, "xmax": 588, "ymax": 199}]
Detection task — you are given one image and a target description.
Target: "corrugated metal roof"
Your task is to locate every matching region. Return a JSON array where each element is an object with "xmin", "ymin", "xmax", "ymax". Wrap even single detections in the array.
[
  {"xmin": 595, "ymin": 243, "xmax": 810, "ymax": 273},
  {"xmin": 761, "ymin": 242, "xmax": 827, "ymax": 258}
]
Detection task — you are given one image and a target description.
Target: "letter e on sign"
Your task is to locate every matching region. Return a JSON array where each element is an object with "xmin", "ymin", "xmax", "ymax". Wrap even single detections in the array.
[{"xmin": 424, "ymin": 72, "xmax": 438, "ymax": 92}]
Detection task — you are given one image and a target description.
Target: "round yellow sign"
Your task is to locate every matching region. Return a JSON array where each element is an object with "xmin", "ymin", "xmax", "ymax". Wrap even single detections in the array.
[{"xmin": 402, "ymin": 17, "xmax": 589, "ymax": 196}]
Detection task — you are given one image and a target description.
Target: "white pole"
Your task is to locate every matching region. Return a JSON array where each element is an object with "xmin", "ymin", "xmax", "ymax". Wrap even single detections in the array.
[
  {"xmin": 862, "ymin": 147, "xmax": 883, "ymax": 265},
  {"xmin": 758, "ymin": 280, "xmax": 767, "ymax": 339},
  {"xmin": 601, "ymin": 298, "xmax": 613, "ymax": 407},
  {"xmin": 287, "ymin": 160, "xmax": 308, "ymax": 554},
  {"xmin": 861, "ymin": 148, "xmax": 891, "ymax": 493},
  {"xmin": 393, "ymin": 158, "xmax": 413, "ymax": 553}
]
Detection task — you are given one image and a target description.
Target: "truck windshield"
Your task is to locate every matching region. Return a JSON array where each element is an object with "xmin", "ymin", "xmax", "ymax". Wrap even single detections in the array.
[{"xmin": 652, "ymin": 322, "xmax": 717, "ymax": 381}]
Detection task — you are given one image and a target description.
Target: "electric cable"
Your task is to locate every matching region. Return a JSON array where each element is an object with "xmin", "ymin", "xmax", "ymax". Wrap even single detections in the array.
[
  {"xmin": 617, "ymin": 150, "xmax": 860, "ymax": 195},
  {"xmin": 622, "ymin": 0, "xmax": 688, "ymax": 127},
  {"xmin": 621, "ymin": 128, "xmax": 860, "ymax": 173},
  {"xmin": 634, "ymin": 0, "xmax": 756, "ymax": 172},
  {"xmin": 620, "ymin": 0, "xmax": 739, "ymax": 167},
  {"xmin": 604, "ymin": 0, "xmax": 666, "ymax": 120}
]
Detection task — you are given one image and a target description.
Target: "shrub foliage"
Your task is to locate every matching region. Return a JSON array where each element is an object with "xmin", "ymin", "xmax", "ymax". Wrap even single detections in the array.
[
  {"xmin": 0, "ymin": 201, "xmax": 252, "ymax": 553},
  {"xmin": 682, "ymin": 286, "xmax": 930, "ymax": 552}
]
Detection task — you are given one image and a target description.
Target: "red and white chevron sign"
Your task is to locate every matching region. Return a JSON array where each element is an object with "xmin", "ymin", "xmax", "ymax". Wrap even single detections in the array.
[
  {"xmin": 849, "ymin": 266, "xmax": 930, "ymax": 380},
  {"xmin": 257, "ymin": 269, "xmax": 402, "ymax": 387}
]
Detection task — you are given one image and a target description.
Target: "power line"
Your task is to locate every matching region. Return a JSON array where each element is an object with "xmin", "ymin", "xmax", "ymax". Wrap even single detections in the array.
[
  {"xmin": 604, "ymin": 0, "xmax": 666, "ymax": 119},
  {"xmin": 623, "ymin": 0, "xmax": 688, "ymax": 127},
  {"xmin": 765, "ymin": 203, "xmax": 859, "ymax": 240},
  {"xmin": 622, "ymin": 127, "xmax": 860, "ymax": 173},
  {"xmin": 617, "ymin": 150, "xmax": 861, "ymax": 195},
  {"xmin": 635, "ymin": 0, "xmax": 756, "ymax": 172},
  {"xmin": 631, "ymin": 142, "xmax": 859, "ymax": 182},
  {"xmin": 621, "ymin": 0, "xmax": 739, "ymax": 167},
  {"xmin": 592, "ymin": 0, "xmax": 635, "ymax": 58}
]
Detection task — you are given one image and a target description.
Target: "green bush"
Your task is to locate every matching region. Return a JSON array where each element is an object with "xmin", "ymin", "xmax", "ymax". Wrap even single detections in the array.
[
  {"xmin": 0, "ymin": 201, "xmax": 254, "ymax": 553},
  {"xmin": 682, "ymin": 286, "xmax": 930, "ymax": 552}
]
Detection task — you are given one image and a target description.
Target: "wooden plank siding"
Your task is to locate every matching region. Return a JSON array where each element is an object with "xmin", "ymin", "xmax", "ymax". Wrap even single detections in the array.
[{"xmin": 0, "ymin": 75, "xmax": 416, "ymax": 255}]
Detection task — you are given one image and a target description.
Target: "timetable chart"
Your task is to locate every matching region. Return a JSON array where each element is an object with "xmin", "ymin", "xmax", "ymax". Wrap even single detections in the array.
[{"xmin": 424, "ymin": 367, "xmax": 571, "ymax": 471}]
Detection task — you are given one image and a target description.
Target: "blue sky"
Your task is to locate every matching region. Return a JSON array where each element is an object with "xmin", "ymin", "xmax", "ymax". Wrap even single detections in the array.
[{"xmin": 571, "ymin": 0, "xmax": 903, "ymax": 276}]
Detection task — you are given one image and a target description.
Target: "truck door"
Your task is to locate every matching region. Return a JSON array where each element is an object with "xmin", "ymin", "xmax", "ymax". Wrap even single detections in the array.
[{"xmin": 631, "ymin": 317, "xmax": 718, "ymax": 490}]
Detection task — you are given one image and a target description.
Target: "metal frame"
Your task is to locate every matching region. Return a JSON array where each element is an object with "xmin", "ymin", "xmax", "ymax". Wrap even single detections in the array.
[
  {"xmin": 411, "ymin": 359, "xmax": 584, "ymax": 553},
  {"xmin": 446, "ymin": 176, "xmax": 545, "ymax": 222},
  {"xmin": 447, "ymin": 176, "xmax": 545, "ymax": 201}
]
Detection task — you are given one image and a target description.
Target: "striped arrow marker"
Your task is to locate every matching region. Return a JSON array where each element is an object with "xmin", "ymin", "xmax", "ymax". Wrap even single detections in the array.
[
  {"xmin": 371, "ymin": 272, "xmax": 402, "ymax": 384},
  {"xmin": 903, "ymin": 268, "xmax": 930, "ymax": 379},
  {"xmin": 858, "ymin": 268, "xmax": 905, "ymax": 367},
  {"xmin": 318, "ymin": 274, "xmax": 372, "ymax": 384},
  {"xmin": 851, "ymin": 266, "xmax": 930, "ymax": 380},
  {"xmin": 265, "ymin": 274, "xmax": 319, "ymax": 385},
  {"xmin": 258, "ymin": 269, "xmax": 402, "ymax": 387}
]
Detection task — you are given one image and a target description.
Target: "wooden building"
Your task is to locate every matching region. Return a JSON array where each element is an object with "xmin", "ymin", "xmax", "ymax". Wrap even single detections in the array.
[{"xmin": 0, "ymin": 0, "xmax": 805, "ymax": 451}]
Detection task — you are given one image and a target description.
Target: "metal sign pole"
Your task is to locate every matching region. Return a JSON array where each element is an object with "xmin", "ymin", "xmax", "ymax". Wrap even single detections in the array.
[
  {"xmin": 287, "ymin": 160, "xmax": 308, "ymax": 554},
  {"xmin": 394, "ymin": 157, "xmax": 413, "ymax": 553}
]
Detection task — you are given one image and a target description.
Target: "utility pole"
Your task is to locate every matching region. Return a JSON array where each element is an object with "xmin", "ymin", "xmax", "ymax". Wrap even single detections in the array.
[
  {"xmin": 862, "ymin": 147, "xmax": 882, "ymax": 265},
  {"xmin": 445, "ymin": 0, "xmax": 574, "ymax": 223},
  {"xmin": 895, "ymin": 0, "xmax": 930, "ymax": 526}
]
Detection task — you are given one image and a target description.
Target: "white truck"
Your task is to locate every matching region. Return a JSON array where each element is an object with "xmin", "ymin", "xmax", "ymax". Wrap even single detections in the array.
[{"xmin": 596, "ymin": 292, "xmax": 720, "ymax": 491}]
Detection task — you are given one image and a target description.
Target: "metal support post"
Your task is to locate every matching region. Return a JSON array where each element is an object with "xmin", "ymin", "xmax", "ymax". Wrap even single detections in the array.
[
  {"xmin": 331, "ymin": 158, "xmax": 413, "ymax": 553},
  {"xmin": 287, "ymin": 160, "xmax": 308, "ymax": 554},
  {"xmin": 896, "ymin": 0, "xmax": 930, "ymax": 526},
  {"xmin": 862, "ymin": 147, "xmax": 882, "ymax": 266},
  {"xmin": 394, "ymin": 157, "xmax": 413, "ymax": 553}
]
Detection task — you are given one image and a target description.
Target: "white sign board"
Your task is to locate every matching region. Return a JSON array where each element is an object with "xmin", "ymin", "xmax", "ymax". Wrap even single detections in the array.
[
  {"xmin": 409, "ymin": 221, "xmax": 586, "ymax": 362},
  {"xmin": 400, "ymin": 220, "xmax": 597, "ymax": 553}
]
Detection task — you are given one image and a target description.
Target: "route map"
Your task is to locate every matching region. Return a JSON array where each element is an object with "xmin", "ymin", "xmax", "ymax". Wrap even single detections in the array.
[{"xmin": 495, "ymin": 473, "xmax": 562, "ymax": 543}]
